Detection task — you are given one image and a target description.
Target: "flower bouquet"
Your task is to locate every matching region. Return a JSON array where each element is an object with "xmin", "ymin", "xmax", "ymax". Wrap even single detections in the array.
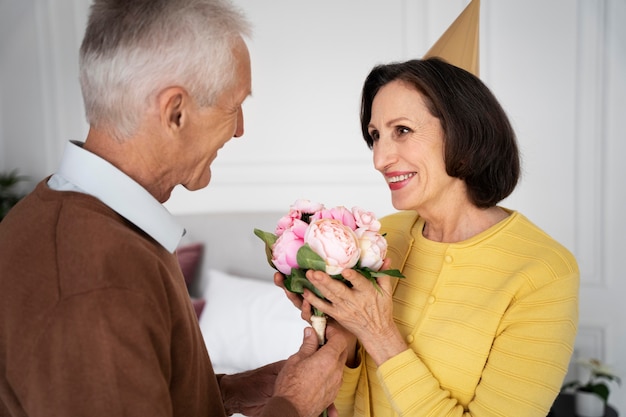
[{"xmin": 254, "ymin": 199, "xmax": 404, "ymax": 346}]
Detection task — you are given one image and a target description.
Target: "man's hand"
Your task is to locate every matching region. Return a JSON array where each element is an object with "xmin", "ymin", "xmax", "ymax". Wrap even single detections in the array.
[{"xmin": 272, "ymin": 325, "xmax": 349, "ymax": 417}]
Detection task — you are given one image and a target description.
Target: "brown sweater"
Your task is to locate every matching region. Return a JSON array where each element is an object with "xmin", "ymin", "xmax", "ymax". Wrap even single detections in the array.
[{"xmin": 0, "ymin": 181, "xmax": 298, "ymax": 417}]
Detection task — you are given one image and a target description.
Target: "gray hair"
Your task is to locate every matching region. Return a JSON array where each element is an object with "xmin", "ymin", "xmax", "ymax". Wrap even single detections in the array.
[{"xmin": 79, "ymin": 0, "xmax": 252, "ymax": 141}]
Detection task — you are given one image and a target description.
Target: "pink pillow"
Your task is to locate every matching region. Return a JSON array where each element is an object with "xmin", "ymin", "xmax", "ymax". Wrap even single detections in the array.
[
  {"xmin": 191, "ymin": 298, "xmax": 206, "ymax": 319},
  {"xmin": 176, "ymin": 243, "xmax": 204, "ymax": 287}
]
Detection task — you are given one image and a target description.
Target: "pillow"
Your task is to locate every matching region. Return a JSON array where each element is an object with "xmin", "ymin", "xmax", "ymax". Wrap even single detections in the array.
[
  {"xmin": 191, "ymin": 297, "xmax": 206, "ymax": 319},
  {"xmin": 198, "ymin": 268, "xmax": 305, "ymax": 374},
  {"xmin": 176, "ymin": 243, "xmax": 204, "ymax": 287}
]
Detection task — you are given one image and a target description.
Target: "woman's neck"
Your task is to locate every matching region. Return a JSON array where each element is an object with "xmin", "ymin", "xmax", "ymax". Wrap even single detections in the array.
[{"xmin": 421, "ymin": 205, "xmax": 509, "ymax": 243}]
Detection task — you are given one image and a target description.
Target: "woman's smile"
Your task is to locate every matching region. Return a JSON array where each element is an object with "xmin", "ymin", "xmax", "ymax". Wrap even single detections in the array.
[{"xmin": 384, "ymin": 171, "xmax": 416, "ymax": 190}]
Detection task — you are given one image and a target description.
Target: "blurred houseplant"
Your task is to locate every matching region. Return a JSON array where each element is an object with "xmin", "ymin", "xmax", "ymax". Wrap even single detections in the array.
[
  {"xmin": 561, "ymin": 358, "xmax": 621, "ymax": 417},
  {"xmin": 0, "ymin": 169, "xmax": 27, "ymax": 221}
]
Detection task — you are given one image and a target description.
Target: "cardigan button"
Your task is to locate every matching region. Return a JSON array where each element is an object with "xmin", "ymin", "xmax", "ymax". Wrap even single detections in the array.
[
  {"xmin": 445, "ymin": 255, "xmax": 453, "ymax": 263},
  {"xmin": 406, "ymin": 335, "xmax": 414, "ymax": 343},
  {"xmin": 427, "ymin": 295, "xmax": 436, "ymax": 304}
]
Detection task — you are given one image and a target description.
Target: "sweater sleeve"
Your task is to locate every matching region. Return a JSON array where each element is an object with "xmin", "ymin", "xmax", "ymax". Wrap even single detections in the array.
[
  {"xmin": 375, "ymin": 272, "xmax": 579, "ymax": 417},
  {"xmin": 335, "ymin": 357, "xmax": 363, "ymax": 416},
  {"xmin": 260, "ymin": 396, "xmax": 300, "ymax": 417}
]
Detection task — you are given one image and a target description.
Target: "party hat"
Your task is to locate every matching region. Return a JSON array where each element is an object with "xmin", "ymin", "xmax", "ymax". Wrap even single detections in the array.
[{"xmin": 423, "ymin": 0, "xmax": 480, "ymax": 76}]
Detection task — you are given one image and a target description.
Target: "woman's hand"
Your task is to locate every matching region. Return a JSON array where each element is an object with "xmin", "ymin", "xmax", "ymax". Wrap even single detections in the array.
[
  {"xmin": 275, "ymin": 271, "xmax": 359, "ymax": 366},
  {"xmin": 302, "ymin": 264, "xmax": 407, "ymax": 367}
]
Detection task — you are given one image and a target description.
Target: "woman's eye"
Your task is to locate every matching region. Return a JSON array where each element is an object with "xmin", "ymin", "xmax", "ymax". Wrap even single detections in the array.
[
  {"xmin": 397, "ymin": 126, "xmax": 411, "ymax": 135},
  {"xmin": 369, "ymin": 130, "xmax": 380, "ymax": 141}
]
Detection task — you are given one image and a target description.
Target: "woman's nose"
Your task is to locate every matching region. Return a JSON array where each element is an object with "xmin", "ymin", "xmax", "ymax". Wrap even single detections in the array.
[{"xmin": 373, "ymin": 138, "xmax": 396, "ymax": 172}]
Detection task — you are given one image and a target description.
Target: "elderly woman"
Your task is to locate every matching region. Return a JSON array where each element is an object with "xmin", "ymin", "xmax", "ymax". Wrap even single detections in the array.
[{"xmin": 280, "ymin": 57, "xmax": 579, "ymax": 416}]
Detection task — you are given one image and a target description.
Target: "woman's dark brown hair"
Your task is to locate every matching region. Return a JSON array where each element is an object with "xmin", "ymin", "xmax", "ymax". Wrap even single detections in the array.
[{"xmin": 360, "ymin": 57, "xmax": 520, "ymax": 208}]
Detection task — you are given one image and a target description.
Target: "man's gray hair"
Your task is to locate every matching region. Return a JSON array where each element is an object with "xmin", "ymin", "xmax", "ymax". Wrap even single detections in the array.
[{"xmin": 79, "ymin": 0, "xmax": 251, "ymax": 141}]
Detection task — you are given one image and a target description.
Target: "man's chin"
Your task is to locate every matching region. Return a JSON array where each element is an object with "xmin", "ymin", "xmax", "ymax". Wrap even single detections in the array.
[{"xmin": 182, "ymin": 177, "xmax": 212, "ymax": 192}]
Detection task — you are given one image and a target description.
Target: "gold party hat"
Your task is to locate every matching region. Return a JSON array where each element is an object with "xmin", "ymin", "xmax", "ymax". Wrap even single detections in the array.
[{"xmin": 423, "ymin": 0, "xmax": 480, "ymax": 76}]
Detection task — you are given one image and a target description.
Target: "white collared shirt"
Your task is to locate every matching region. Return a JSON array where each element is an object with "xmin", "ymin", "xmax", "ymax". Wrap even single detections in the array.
[{"xmin": 48, "ymin": 141, "xmax": 185, "ymax": 253}]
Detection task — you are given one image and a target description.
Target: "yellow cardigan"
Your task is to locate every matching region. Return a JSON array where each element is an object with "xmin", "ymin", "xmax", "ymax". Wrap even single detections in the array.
[{"xmin": 335, "ymin": 210, "xmax": 579, "ymax": 417}]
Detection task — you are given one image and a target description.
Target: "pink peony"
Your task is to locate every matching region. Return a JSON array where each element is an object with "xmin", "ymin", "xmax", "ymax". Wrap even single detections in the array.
[
  {"xmin": 356, "ymin": 229, "xmax": 387, "ymax": 271},
  {"xmin": 272, "ymin": 225, "xmax": 306, "ymax": 275},
  {"xmin": 311, "ymin": 206, "xmax": 357, "ymax": 230},
  {"xmin": 352, "ymin": 206, "xmax": 381, "ymax": 232},
  {"xmin": 275, "ymin": 209, "xmax": 301, "ymax": 236},
  {"xmin": 291, "ymin": 198, "xmax": 325, "ymax": 214},
  {"xmin": 276, "ymin": 200, "xmax": 325, "ymax": 236},
  {"xmin": 304, "ymin": 219, "xmax": 360, "ymax": 275}
]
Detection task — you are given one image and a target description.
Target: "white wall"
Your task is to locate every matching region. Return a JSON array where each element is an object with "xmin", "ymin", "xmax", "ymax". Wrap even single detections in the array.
[
  {"xmin": 1, "ymin": 0, "xmax": 625, "ymax": 412},
  {"xmin": 0, "ymin": 0, "xmax": 89, "ymax": 180}
]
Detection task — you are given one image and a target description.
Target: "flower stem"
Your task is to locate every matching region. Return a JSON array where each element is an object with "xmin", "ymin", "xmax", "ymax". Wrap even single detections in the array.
[
  {"xmin": 311, "ymin": 307, "xmax": 328, "ymax": 417},
  {"xmin": 311, "ymin": 309, "xmax": 327, "ymax": 346}
]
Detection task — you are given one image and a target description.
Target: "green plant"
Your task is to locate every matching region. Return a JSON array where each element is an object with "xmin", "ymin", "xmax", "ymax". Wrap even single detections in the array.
[
  {"xmin": 562, "ymin": 358, "xmax": 621, "ymax": 403},
  {"xmin": 0, "ymin": 169, "xmax": 27, "ymax": 221}
]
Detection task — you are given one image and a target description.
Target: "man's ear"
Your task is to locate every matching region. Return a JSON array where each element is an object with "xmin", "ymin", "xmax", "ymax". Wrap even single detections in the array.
[{"xmin": 159, "ymin": 86, "xmax": 188, "ymax": 133}]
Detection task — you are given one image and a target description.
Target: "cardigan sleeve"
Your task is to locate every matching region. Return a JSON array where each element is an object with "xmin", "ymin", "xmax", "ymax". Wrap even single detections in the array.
[
  {"xmin": 374, "ymin": 272, "xmax": 579, "ymax": 417},
  {"xmin": 335, "ymin": 353, "xmax": 363, "ymax": 417}
]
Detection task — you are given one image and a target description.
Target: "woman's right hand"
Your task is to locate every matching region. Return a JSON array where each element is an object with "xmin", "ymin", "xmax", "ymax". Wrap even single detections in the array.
[
  {"xmin": 274, "ymin": 271, "xmax": 359, "ymax": 367},
  {"xmin": 302, "ymin": 266, "xmax": 407, "ymax": 367}
]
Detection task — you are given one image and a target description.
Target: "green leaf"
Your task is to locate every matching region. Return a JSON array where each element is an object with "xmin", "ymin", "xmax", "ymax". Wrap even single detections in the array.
[
  {"xmin": 0, "ymin": 169, "xmax": 27, "ymax": 189},
  {"xmin": 587, "ymin": 383, "xmax": 610, "ymax": 403},
  {"xmin": 312, "ymin": 307, "xmax": 325, "ymax": 317},
  {"xmin": 371, "ymin": 269, "xmax": 405, "ymax": 278},
  {"xmin": 253, "ymin": 228, "xmax": 277, "ymax": 246},
  {"xmin": 253, "ymin": 229, "xmax": 278, "ymax": 270},
  {"xmin": 351, "ymin": 267, "xmax": 406, "ymax": 294},
  {"xmin": 359, "ymin": 268, "xmax": 373, "ymax": 280},
  {"xmin": 296, "ymin": 244, "xmax": 327, "ymax": 271},
  {"xmin": 284, "ymin": 268, "xmax": 324, "ymax": 299}
]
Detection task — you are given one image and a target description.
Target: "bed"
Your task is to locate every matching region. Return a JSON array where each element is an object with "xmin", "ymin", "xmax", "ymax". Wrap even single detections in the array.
[{"xmin": 174, "ymin": 211, "xmax": 307, "ymax": 376}]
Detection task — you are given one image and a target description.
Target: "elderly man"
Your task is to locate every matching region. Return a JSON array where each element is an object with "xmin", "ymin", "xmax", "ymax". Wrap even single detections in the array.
[{"xmin": 0, "ymin": 1, "xmax": 348, "ymax": 416}]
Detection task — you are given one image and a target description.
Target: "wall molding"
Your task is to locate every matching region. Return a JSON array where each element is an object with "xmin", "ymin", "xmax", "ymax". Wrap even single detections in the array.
[
  {"xmin": 568, "ymin": 324, "xmax": 608, "ymax": 383},
  {"xmin": 575, "ymin": 324, "xmax": 607, "ymax": 362},
  {"xmin": 34, "ymin": 0, "xmax": 60, "ymax": 173},
  {"xmin": 0, "ymin": 0, "xmax": 31, "ymax": 46},
  {"xmin": 209, "ymin": 160, "xmax": 381, "ymax": 185},
  {"xmin": 574, "ymin": 0, "xmax": 607, "ymax": 287},
  {"xmin": 35, "ymin": 0, "xmax": 89, "ymax": 172}
]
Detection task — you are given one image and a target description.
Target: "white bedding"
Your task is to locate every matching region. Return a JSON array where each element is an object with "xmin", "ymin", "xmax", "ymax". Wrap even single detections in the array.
[
  {"xmin": 197, "ymin": 268, "xmax": 306, "ymax": 374},
  {"xmin": 174, "ymin": 212, "xmax": 309, "ymax": 415}
]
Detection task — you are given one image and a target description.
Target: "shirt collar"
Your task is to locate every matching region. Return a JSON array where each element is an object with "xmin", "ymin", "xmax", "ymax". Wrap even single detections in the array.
[{"xmin": 51, "ymin": 140, "xmax": 185, "ymax": 253}]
